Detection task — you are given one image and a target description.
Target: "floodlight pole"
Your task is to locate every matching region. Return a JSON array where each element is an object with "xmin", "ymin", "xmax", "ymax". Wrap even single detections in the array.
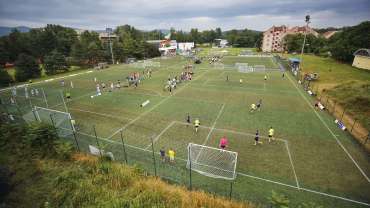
[
  {"xmin": 107, "ymin": 28, "xmax": 115, "ymax": 64},
  {"xmin": 299, "ymin": 15, "xmax": 310, "ymax": 75}
]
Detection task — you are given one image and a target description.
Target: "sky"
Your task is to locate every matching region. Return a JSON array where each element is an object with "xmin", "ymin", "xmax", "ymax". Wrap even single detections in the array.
[{"xmin": 0, "ymin": 0, "xmax": 369, "ymax": 31}]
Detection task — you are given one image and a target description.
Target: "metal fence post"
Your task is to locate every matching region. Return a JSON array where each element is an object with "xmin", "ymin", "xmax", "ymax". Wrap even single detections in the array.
[
  {"xmin": 350, "ymin": 119, "xmax": 358, "ymax": 132},
  {"xmin": 340, "ymin": 108, "xmax": 346, "ymax": 122},
  {"xmin": 32, "ymin": 107, "xmax": 38, "ymax": 121},
  {"xmin": 49, "ymin": 114, "xmax": 56, "ymax": 129},
  {"xmin": 188, "ymin": 144, "xmax": 192, "ymax": 190},
  {"xmin": 364, "ymin": 134, "xmax": 369, "ymax": 144},
  {"xmin": 69, "ymin": 119, "xmax": 80, "ymax": 151},
  {"xmin": 333, "ymin": 101, "xmax": 337, "ymax": 114},
  {"xmin": 229, "ymin": 181, "xmax": 233, "ymax": 200},
  {"xmin": 150, "ymin": 136, "xmax": 157, "ymax": 176},
  {"xmin": 93, "ymin": 125, "xmax": 103, "ymax": 158},
  {"xmin": 120, "ymin": 130, "xmax": 128, "ymax": 164}
]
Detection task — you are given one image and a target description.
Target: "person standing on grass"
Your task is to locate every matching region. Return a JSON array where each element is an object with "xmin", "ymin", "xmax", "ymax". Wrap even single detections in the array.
[
  {"xmin": 168, "ymin": 148, "xmax": 175, "ymax": 163},
  {"xmin": 256, "ymin": 99, "xmax": 262, "ymax": 111},
  {"xmin": 264, "ymin": 74, "xmax": 268, "ymax": 81},
  {"xmin": 220, "ymin": 136, "xmax": 228, "ymax": 150},
  {"xmin": 70, "ymin": 81, "xmax": 74, "ymax": 88},
  {"xmin": 194, "ymin": 118, "xmax": 200, "ymax": 133},
  {"xmin": 66, "ymin": 92, "xmax": 71, "ymax": 100},
  {"xmin": 268, "ymin": 127, "xmax": 275, "ymax": 142},
  {"xmin": 254, "ymin": 130, "xmax": 262, "ymax": 145},
  {"xmin": 250, "ymin": 103, "xmax": 257, "ymax": 112},
  {"xmin": 160, "ymin": 148, "xmax": 166, "ymax": 162},
  {"xmin": 186, "ymin": 114, "xmax": 191, "ymax": 127},
  {"xmin": 226, "ymin": 75, "xmax": 229, "ymax": 82}
]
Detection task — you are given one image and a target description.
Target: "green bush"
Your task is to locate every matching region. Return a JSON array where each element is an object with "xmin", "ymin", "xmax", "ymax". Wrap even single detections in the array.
[{"xmin": 54, "ymin": 140, "xmax": 74, "ymax": 160}]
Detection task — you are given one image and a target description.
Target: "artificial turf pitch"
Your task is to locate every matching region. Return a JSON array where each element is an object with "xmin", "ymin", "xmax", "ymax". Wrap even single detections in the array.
[{"xmin": 1, "ymin": 54, "xmax": 370, "ymax": 207}]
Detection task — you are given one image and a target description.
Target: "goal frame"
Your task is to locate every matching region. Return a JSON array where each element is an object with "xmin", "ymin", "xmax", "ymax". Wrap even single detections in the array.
[{"xmin": 187, "ymin": 143, "xmax": 238, "ymax": 180}]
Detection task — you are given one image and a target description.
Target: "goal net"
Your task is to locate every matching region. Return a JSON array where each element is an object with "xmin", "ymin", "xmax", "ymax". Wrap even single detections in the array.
[
  {"xmin": 23, "ymin": 106, "xmax": 74, "ymax": 138},
  {"xmin": 235, "ymin": 63, "xmax": 253, "ymax": 73},
  {"xmin": 187, "ymin": 143, "xmax": 238, "ymax": 180},
  {"xmin": 253, "ymin": 65, "xmax": 266, "ymax": 72}
]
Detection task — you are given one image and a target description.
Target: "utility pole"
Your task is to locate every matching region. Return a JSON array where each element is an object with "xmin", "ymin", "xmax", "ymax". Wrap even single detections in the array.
[
  {"xmin": 107, "ymin": 27, "xmax": 115, "ymax": 64},
  {"xmin": 300, "ymin": 14, "xmax": 311, "ymax": 71}
]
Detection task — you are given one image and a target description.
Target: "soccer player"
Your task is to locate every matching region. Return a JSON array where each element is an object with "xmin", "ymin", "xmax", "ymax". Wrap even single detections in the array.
[
  {"xmin": 160, "ymin": 148, "xmax": 166, "ymax": 162},
  {"xmin": 66, "ymin": 92, "xmax": 71, "ymax": 100},
  {"xmin": 264, "ymin": 75, "xmax": 267, "ymax": 81},
  {"xmin": 268, "ymin": 127, "xmax": 275, "ymax": 142},
  {"xmin": 168, "ymin": 148, "xmax": 175, "ymax": 163},
  {"xmin": 254, "ymin": 130, "xmax": 262, "ymax": 145},
  {"xmin": 194, "ymin": 118, "xmax": 200, "ymax": 133},
  {"xmin": 186, "ymin": 114, "xmax": 191, "ymax": 127},
  {"xmin": 239, "ymin": 79, "xmax": 243, "ymax": 84},
  {"xmin": 250, "ymin": 103, "xmax": 257, "ymax": 112},
  {"xmin": 226, "ymin": 75, "xmax": 229, "ymax": 82},
  {"xmin": 256, "ymin": 99, "xmax": 262, "ymax": 111},
  {"xmin": 219, "ymin": 136, "xmax": 228, "ymax": 150},
  {"xmin": 70, "ymin": 81, "xmax": 74, "ymax": 88}
]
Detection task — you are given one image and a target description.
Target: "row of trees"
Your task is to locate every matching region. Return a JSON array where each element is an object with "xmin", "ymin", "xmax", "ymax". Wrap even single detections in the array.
[
  {"xmin": 0, "ymin": 24, "xmax": 161, "ymax": 86},
  {"xmin": 284, "ymin": 21, "xmax": 370, "ymax": 63},
  {"xmin": 169, "ymin": 27, "xmax": 262, "ymax": 47}
]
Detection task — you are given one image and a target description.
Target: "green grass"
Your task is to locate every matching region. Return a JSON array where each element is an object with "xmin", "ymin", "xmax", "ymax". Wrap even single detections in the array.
[
  {"xmin": 1, "ymin": 54, "xmax": 370, "ymax": 207},
  {"xmin": 284, "ymin": 54, "xmax": 370, "ymax": 128}
]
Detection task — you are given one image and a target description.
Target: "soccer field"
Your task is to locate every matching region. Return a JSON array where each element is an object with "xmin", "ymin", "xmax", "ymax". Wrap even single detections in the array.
[{"xmin": 1, "ymin": 54, "xmax": 370, "ymax": 207}]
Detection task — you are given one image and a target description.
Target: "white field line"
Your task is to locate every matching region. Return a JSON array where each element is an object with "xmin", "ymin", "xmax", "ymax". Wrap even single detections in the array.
[
  {"xmin": 263, "ymin": 82, "xmax": 266, "ymax": 91},
  {"xmin": 175, "ymin": 121, "xmax": 286, "ymax": 143},
  {"xmin": 51, "ymin": 91, "xmax": 96, "ymax": 108},
  {"xmin": 58, "ymin": 126, "xmax": 370, "ymax": 207},
  {"xmin": 108, "ymin": 70, "xmax": 210, "ymax": 139},
  {"xmin": 299, "ymin": 187, "xmax": 370, "ymax": 207},
  {"xmin": 286, "ymin": 73, "xmax": 370, "ymax": 183},
  {"xmin": 0, "ymin": 70, "xmax": 93, "ymax": 92},
  {"xmin": 69, "ymin": 107, "xmax": 133, "ymax": 122},
  {"xmin": 195, "ymin": 104, "xmax": 225, "ymax": 164},
  {"xmin": 202, "ymin": 104, "xmax": 225, "ymax": 145},
  {"xmin": 145, "ymin": 121, "xmax": 176, "ymax": 150},
  {"xmin": 285, "ymin": 141, "xmax": 300, "ymax": 189},
  {"xmin": 192, "ymin": 83, "xmax": 297, "ymax": 95}
]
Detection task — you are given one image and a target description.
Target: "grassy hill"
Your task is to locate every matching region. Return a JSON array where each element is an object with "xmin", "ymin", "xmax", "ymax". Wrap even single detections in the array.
[{"xmin": 0, "ymin": 122, "xmax": 255, "ymax": 208}]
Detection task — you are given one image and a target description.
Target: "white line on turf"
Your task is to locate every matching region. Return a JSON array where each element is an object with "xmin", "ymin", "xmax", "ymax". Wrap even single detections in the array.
[
  {"xmin": 69, "ymin": 107, "xmax": 133, "ymax": 121},
  {"xmin": 175, "ymin": 121, "xmax": 286, "ymax": 142},
  {"xmin": 57, "ymin": 126, "xmax": 370, "ymax": 207},
  {"xmin": 0, "ymin": 70, "xmax": 93, "ymax": 92},
  {"xmin": 145, "ymin": 121, "xmax": 176, "ymax": 150},
  {"xmin": 51, "ymin": 91, "xmax": 96, "ymax": 108},
  {"xmin": 285, "ymin": 141, "xmax": 300, "ymax": 189},
  {"xmin": 286, "ymin": 73, "xmax": 370, "ymax": 183},
  {"xmin": 108, "ymin": 70, "xmax": 210, "ymax": 139},
  {"xmin": 202, "ymin": 104, "xmax": 225, "ymax": 145}
]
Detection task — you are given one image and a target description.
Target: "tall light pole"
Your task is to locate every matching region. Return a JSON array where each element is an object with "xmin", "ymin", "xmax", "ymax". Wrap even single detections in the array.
[
  {"xmin": 300, "ymin": 15, "xmax": 310, "ymax": 69},
  {"xmin": 106, "ymin": 27, "xmax": 115, "ymax": 64}
]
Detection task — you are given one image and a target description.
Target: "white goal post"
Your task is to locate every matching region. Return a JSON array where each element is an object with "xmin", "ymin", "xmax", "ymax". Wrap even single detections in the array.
[
  {"xmin": 187, "ymin": 143, "xmax": 238, "ymax": 180},
  {"xmin": 24, "ymin": 106, "xmax": 75, "ymax": 137}
]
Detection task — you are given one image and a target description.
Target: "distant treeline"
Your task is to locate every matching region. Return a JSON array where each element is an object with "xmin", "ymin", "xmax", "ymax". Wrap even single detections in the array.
[{"xmin": 284, "ymin": 21, "xmax": 370, "ymax": 63}]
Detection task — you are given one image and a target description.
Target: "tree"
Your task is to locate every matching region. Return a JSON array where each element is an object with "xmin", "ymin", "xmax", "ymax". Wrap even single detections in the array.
[
  {"xmin": 14, "ymin": 54, "xmax": 41, "ymax": 82},
  {"xmin": 0, "ymin": 66, "xmax": 12, "ymax": 87},
  {"xmin": 44, "ymin": 51, "xmax": 68, "ymax": 75},
  {"xmin": 329, "ymin": 21, "xmax": 370, "ymax": 63}
]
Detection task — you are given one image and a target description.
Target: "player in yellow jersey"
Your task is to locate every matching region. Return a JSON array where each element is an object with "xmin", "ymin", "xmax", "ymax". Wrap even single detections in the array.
[
  {"xmin": 268, "ymin": 126, "xmax": 275, "ymax": 142},
  {"xmin": 168, "ymin": 148, "xmax": 175, "ymax": 163},
  {"xmin": 194, "ymin": 118, "xmax": 200, "ymax": 133},
  {"xmin": 250, "ymin": 103, "xmax": 257, "ymax": 112}
]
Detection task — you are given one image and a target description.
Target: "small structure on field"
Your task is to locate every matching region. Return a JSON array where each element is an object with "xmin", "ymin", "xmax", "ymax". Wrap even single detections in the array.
[{"xmin": 352, "ymin": 49, "xmax": 370, "ymax": 70}]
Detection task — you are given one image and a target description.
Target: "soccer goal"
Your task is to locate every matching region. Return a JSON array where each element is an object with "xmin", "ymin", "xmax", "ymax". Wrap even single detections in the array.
[
  {"xmin": 253, "ymin": 65, "xmax": 266, "ymax": 72},
  {"xmin": 235, "ymin": 63, "xmax": 253, "ymax": 73},
  {"xmin": 187, "ymin": 143, "xmax": 238, "ymax": 180},
  {"xmin": 213, "ymin": 63, "xmax": 224, "ymax": 70},
  {"xmin": 23, "ymin": 106, "xmax": 75, "ymax": 137}
]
